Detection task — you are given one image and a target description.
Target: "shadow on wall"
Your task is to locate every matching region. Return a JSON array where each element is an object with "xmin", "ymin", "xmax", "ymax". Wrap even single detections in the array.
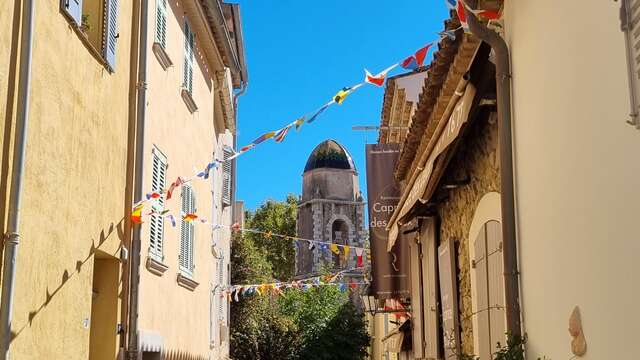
[
  {"xmin": 162, "ymin": 349, "xmax": 209, "ymax": 360},
  {"xmin": 10, "ymin": 218, "xmax": 126, "ymax": 342}
]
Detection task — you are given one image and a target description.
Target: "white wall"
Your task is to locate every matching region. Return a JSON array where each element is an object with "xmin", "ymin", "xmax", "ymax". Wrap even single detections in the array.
[{"xmin": 504, "ymin": 1, "xmax": 640, "ymax": 359}]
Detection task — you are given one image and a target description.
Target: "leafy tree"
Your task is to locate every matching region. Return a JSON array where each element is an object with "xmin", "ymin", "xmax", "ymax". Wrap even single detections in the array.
[{"xmin": 245, "ymin": 194, "xmax": 298, "ymax": 280}]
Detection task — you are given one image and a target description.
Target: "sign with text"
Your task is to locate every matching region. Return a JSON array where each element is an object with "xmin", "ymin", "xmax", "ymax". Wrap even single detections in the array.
[{"xmin": 366, "ymin": 143, "xmax": 409, "ymax": 299}]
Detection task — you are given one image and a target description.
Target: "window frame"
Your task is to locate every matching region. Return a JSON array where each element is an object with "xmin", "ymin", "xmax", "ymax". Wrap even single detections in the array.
[{"xmin": 179, "ymin": 184, "xmax": 196, "ymax": 276}]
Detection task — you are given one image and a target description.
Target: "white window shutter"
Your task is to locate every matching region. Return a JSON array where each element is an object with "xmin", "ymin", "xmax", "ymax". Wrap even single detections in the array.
[
  {"xmin": 61, "ymin": 0, "xmax": 83, "ymax": 26},
  {"xmin": 623, "ymin": 0, "xmax": 640, "ymax": 127},
  {"xmin": 486, "ymin": 221, "xmax": 506, "ymax": 349},
  {"xmin": 183, "ymin": 21, "xmax": 194, "ymax": 94},
  {"xmin": 149, "ymin": 148, "xmax": 167, "ymax": 258},
  {"xmin": 179, "ymin": 185, "xmax": 195, "ymax": 274},
  {"xmin": 102, "ymin": 0, "xmax": 119, "ymax": 71},
  {"xmin": 155, "ymin": 0, "xmax": 168, "ymax": 48},
  {"xmin": 222, "ymin": 149, "xmax": 233, "ymax": 206},
  {"xmin": 473, "ymin": 224, "xmax": 491, "ymax": 360}
]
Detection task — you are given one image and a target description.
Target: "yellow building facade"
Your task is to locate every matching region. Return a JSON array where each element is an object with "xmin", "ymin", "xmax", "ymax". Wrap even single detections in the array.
[{"xmin": 0, "ymin": 0, "xmax": 135, "ymax": 359}]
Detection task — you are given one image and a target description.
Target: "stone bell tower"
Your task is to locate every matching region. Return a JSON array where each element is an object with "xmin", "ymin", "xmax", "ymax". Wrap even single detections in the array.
[{"xmin": 295, "ymin": 139, "xmax": 367, "ymax": 277}]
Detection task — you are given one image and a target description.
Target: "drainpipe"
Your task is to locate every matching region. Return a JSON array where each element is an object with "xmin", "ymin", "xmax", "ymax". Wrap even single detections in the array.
[
  {"xmin": 464, "ymin": 7, "xmax": 522, "ymax": 337},
  {"xmin": 0, "ymin": 0, "xmax": 36, "ymax": 358},
  {"xmin": 127, "ymin": 0, "xmax": 149, "ymax": 358}
]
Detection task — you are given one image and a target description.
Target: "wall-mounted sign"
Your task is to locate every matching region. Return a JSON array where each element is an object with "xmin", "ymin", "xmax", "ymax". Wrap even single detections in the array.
[{"xmin": 365, "ymin": 143, "xmax": 409, "ymax": 299}]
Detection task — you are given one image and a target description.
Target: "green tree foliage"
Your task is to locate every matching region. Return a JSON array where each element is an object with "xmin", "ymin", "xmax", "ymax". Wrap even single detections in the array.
[
  {"xmin": 231, "ymin": 196, "xmax": 370, "ymax": 360},
  {"xmin": 245, "ymin": 194, "xmax": 298, "ymax": 280}
]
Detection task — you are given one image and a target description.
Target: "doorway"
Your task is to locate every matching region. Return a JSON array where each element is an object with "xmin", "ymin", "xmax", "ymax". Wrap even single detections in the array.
[{"xmin": 89, "ymin": 255, "xmax": 119, "ymax": 360}]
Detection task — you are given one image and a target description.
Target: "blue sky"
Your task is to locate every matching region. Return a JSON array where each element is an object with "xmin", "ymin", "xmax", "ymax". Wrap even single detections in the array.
[{"xmin": 235, "ymin": 1, "xmax": 450, "ymax": 210}]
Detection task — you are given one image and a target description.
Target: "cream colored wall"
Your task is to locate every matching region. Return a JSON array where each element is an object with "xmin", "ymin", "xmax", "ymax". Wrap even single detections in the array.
[
  {"xmin": 138, "ymin": 0, "xmax": 233, "ymax": 359},
  {"xmin": 0, "ymin": 1, "xmax": 133, "ymax": 359},
  {"xmin": 504, "ymin": 1, "xmax": 640, "ymax": 359}
]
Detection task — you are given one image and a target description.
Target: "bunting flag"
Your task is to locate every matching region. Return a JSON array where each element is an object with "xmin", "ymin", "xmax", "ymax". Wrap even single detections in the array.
[
  {"xmin": 167, "ymin": 214, "xmax": 176, "ymax": 227},
  {"xmin": 293, "ymin": 117, "xmax": 305, "ymax": 131},
  {"xmin": 251, "ymin": 131, "xmax": 276, "ymax": 145},
  {"xmin": 445, "ymin": 0, "xmax": 456, "ymax": 8},
  {"xmin": 240, "ymin": 144, "xmax": 255, "ymax": 153},
  {"xmin": 475, "ymin": 9, "xmax": 500, "ymax": 20},
  {"xmin": 183, "ymin": 213, "xmax": 198, "ymax": 222},
  {"xmin": 400, "ymin": 43, "xmax": 433, "ymax": 70},
  {"xmin": 146, "ymin": 192, "xmax": 162, "ymax": 200},
  {"xmin": 166, "ymin": 177, "xmax": 184, "ymax": 200},
  {"xmin": 308, "ymin": 242, "xmax": 316, "ymax": 251},
  {"xmin": 456, "ymin": 0, "xmax": 468, "ymax": 31},
  {"xmin": 355, "ymin": 248, "xmax": 364, "ymax": 268},
  {"xmin": 364, "ymin": 64, "xmax": 398, "ymax": 87},
  {"xmin": 196, "ymin": 161, "xmax": 219, "ymax": 180},
  {"xmin": 273, "ymin": 125, "xmax": 291, "ymax": 143},
  {"xmin": 131, "ymin": 204, "xmax": 144, "ymax": 224},
  {"xmin": 439, "ymin": 29, "xmax": 457, "ymax": 41},
  {"xmin": 306, "ymin": 102, "xmax": 333, "ymax": 124},
  {"xmin": 333, "ymin": 84, "xmax": 363, "ymax": 105},
  {"xmin": 343, "ymin": 245, "xmax": 350, "ymax": 259},
  {"xmin": 330, "ymin": 243, "xmax": 340, "ymax": 255}
]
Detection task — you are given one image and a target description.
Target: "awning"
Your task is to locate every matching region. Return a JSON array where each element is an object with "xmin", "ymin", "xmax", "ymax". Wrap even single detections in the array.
[
  {"xmin": 139, "ymin": 330, "xmax": 164, "ymax": 353},
  {"xmin": 387, "ymin": 83, "xmax": 477, "ymax": 251}
]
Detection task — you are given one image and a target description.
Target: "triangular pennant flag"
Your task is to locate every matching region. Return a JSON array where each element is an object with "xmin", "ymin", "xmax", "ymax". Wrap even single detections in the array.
[
  {"xmin": 183, "ymin": 213, "xmax": 198, "ymax": 222},
  {"xmin": 333, "ymin": 84, "xmax": 363, "ymax": 105},
  {"xmin": 131, "ymin": 204, "xmax": 144, "ymax": 224},
  {"xmin": 197, "ymin": 161, "xmax": 219, "ymax": 179},
  {"xmin": 343, "ymin": 245, "xmax": 350, "ymax": 259},
  {"xmin": 146, "ymin": 191, "xmax": 162, "ymax": 200},
  {"xmin": 330, "ymin": 243, "xmax": 340, "ymax": 255},
  {"xmin": 240, "ymin": 143, "xmax": 255, "ymax": 153},
  {"xmin": 364, "ymin": 64, "xmax": 398, "ymax": 87},
  {"xmin": 445, "ymin": 0, "xmax": 456, "ymax": 9},
  {"xmin": 414, "ymin": 44, "xmax": 432, "ymax": 67},
  {"xmin": 166, "ymin": 214, "xmax": 176, "ymax": 227},
  {"xmin": 251, "ymin": 131, "xmax": 276, "ymax": 145},
  {"xmin": 456, "ymin": 0, "xmax": 469, "ymax": 31},
  {"xmin": 308, "ymin": 241, "xmax": 316, "ymax": 251},
  {"xmin": 293, "ymin": 116, "xmax": 305, "ymax": 131},
  {"xmin": 273, "ymin": 125, "xmax": 291, "ymax": 143},
  {"xmin": 307, "ymin": 102, "xmax": 332, "ymax": 124},
  {"xmin": 355, "ymin": 248, "xmax": 364, "ymax": 268},
  {"xmin": 166, "ymin": 177, "xmax": 184, "ymax": 200},
  {"xmin": 475, "ymin": 9, "xmax": 500, "ymax": 20}
]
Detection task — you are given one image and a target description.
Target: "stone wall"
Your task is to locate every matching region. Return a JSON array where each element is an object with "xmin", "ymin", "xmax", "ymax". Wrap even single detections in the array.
[{"xmin": 435, "ymin": 111, "xmax": 500, "ymax": 355}]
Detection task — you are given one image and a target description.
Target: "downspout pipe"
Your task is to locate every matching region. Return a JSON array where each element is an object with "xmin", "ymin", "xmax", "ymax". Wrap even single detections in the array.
[
  {"xmin": 128, "ymin": 0, "xmax": 149, "ymax": 358},
  {"xmin": 464, "ymin": 8, "xmax": 522, "ymax": 337},
  {"xmin": 0, "ymin": 0, "xmax": 36, "ymax": 358}
]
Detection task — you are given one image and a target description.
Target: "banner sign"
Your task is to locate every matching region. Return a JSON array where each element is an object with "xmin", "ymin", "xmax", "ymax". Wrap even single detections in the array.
[{"xmin": 365, "ymin": 143, "xmax": 409, "ymax": 299}]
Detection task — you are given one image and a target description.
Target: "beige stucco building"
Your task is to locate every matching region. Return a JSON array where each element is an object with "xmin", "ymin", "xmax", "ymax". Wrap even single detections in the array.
[{"xmin": 132, "ymin": 1, "xmax": 246, "ymax": 359}]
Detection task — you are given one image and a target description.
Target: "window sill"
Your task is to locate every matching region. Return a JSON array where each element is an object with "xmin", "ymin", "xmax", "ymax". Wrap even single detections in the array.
[
  {"xmin": 177, "ymin": 272, "xmax": 199, "ymax": 291},
  {"xmin": 152, "ymin": 42, "xmax": 173, "ymax": 70},
  {"xmin": 146, "ymin": 256, "xmax": 169, "ymax": 276},
  {"xmin": 181, "ymin": 88, "xmax": 198, "ymax": 113}
]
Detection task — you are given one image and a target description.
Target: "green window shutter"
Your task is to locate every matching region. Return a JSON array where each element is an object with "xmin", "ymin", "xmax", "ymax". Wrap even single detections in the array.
[
  {"xmin": 103, "ymin": 0, "xmax": 119, "ymax": 71},
  {"xmin": 622, "ymin": 0, "xmax": 640, "ymax": 127},
  {"xmin": 183, "ymin": 21, "xmax": 194, "ymax": 94},
  {"xmin": 61, "ymin": 0, "xmax": 83, "ymax": 26},
  {"xmin": 222, "ymin": 149, "xmax": 233, "ymax": 206},
  {"xmin": 149, "ymin": 148, "xmax": 167, "ymax": 258},
  {"xmin": 155, "ymin": 0, "xmax": 168, "ymax": 48}
]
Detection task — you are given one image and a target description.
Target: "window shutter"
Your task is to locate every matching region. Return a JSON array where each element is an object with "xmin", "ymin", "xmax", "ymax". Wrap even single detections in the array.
[
  {"xmin": 486, "ymin": 221, "xmax": 506, "ymax": 349},
  {"xmin": 103, "ymin": 0, "xmax": 119, "ymax": 71},
  {"xmin": 438, "ymin": 238, "xmax": 461, "ymax": 359},
  {"xmin": 419, "ymin": 218, "xmax": 441, "ymax": 359},
  {"xmin": 179, "ymin": 185, "xmax": 195, "ymax": 274},
  {"xmin": 408, "ymin": 236, "xmax": 424, "ymax": 358},
  {"xmin": 183, "ymin": 21, "xmax": 194, "ymax": 94},
  {"xmin": 61, "ymin": 0, "xmax": 83, "ymax": 26},
  {"xmin": 149, "ymin": 148, "xmax": 167, "ymax": 258},
  {"xmin": 155, "ymin": 0, "xmax": 168, "ymax": 48},
  {"xmin": 622, "ymin": 0, "xmax": 640, "ymax": 127},
  {"xmin": 473, "ymin": 224, "xmax": 491, "ymax": 360},
  {"xmin": 221, "ymin": 149, "xmax": 233, "ymax": 206}
]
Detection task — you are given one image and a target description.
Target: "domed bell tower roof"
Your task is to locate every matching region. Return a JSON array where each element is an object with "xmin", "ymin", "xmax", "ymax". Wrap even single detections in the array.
[{"xmin": 304, "ymin": 140, "xmax": 356, "ymax": 173}]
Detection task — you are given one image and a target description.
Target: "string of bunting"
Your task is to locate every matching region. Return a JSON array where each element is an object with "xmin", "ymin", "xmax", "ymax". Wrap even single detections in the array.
[
  {"xmin": 134, "ymin": 206, "xmax": 369, "ymax": 267},
  {"xmin": 224, "ymin": 267, "xmax": 368, "ymax": 302},
  {"xmin": 131, "ymin": 1, "xmax": 501, "ymax": 217}
]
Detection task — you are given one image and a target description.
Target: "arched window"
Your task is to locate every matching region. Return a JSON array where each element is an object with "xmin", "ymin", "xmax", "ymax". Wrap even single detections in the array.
[{"xmin": 332, "ymin": 219, "xmax": 349, "ymax": 269}]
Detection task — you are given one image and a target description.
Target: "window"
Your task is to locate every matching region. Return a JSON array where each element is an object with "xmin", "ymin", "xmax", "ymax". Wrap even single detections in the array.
[
  {"xmin": 472, "ymin": 220, "xmax": 506, "ymax": 359},
  {"xmin": 221, "ymin": 148, "xmax": 233, "ymax": 206},
  {"xmin": 622, "ymin": 0, "xmax": 640, "ymax": 128},
  {"xmin": 183, "ymin": 20, "xmax": 195, "ymax": 94},
  {"xmin": 179, "ymin": 184, "xmax": 195, "ymax": 276},
  {"xmin": 60, "ymin": 0, "xmax": 119, "ymax": 71},
  {"xmin": 155, "ymin": 0, "xmax": 168, "ymax": 49},
  {"xmin": 149, "ymin": 147, "xmax": 167, "ymax": 260}
]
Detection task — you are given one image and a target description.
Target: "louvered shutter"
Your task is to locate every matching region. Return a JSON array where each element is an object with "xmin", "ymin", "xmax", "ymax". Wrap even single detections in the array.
[
  {"xmin": 221, "ymin": 149, "xmax": 232, "ymax": 206},
  {"xmin": 102, "ymin": 0, "xmax": 119, "ymax": 71},
  {"xmin": 180, "ymin": 185, "xmax": 195, "ymax": 274},
  {"xmin": 473, "ymin": 224, "xmax": 491, "ymax": 360},
  {"xmin": 183, "ymin": 21, "xmax": 194, "ymax": 94},
  {"xmin": 419, "ymin": 218, "xmax": 441, "ymax": 359},
  {"xmin": 623, "ymin": 0, "xmax": 640, "ymax": 127},
  {"xmin": 61, "ymin": 0, "xmax": 83, "ymax": 26},
  {"xmin": 155, "ymin": 0, "xmax": 168, "ymax": 48},
  {"xmin": 486, "ymin": 221, "xmax": 506, "ymax": 349},
  {"xmin": 408, "ymin": 236, "xmax": 424, "ymax": 358},
  {"xmin": 149, "ymin": 148, "xmax": 167, "ymax": 258}
]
